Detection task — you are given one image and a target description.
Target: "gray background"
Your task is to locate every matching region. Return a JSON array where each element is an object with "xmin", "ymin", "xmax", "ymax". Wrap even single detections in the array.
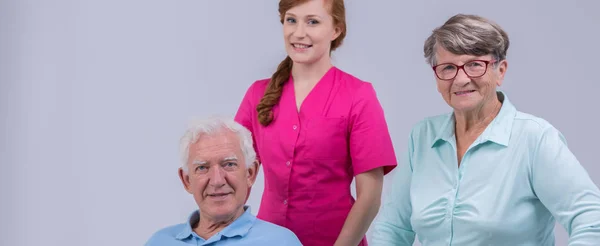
[{"xmin": 1, "ymin": 0, "xmax": 598, "ymax": 245}]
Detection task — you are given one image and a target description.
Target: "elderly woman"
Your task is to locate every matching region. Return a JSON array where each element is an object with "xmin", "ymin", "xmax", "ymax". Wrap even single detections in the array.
[{"xmin": 371, "ymin": 14, "xmax": 600, "ymax": 245}]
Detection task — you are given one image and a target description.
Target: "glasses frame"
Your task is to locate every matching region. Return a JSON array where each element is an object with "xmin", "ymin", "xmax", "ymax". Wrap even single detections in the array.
[{"xmin": 432, "ymin": 59, "xmax": 497, "ymax": 81}]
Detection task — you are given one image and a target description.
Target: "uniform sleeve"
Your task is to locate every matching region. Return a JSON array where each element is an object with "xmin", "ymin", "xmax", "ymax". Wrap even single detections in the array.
[
  {"xmin": 234, "ymin": 83, "xmax": 261, "ymax": 163},
  {"xmin": 531, "ymin": 126, "xmax": 600, "ymax": 245},
  {"xmin": 349, "ymin": 82, "xmax": 397, "ymax": 175},
  {"xmin": 370, "ymin": 129, "xmax": 416, "ymax": 245}
]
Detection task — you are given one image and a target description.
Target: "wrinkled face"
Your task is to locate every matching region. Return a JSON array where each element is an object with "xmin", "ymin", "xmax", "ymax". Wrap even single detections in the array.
[
  {"xmin": 178, "ymin": 130, "xmax": 258, "ymax": 222},
  {"xmin": 283, "ymin": 0, "xmax": 341, "ymax": 65},
  {"xmin": 433, "ymin": 46, "xmax": 507, "ymax": 113}
]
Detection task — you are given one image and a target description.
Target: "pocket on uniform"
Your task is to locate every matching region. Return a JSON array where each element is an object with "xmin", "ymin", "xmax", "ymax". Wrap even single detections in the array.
[{"xmin": 304, "ymin": 116, "xmax": 348, "ymax": 159}]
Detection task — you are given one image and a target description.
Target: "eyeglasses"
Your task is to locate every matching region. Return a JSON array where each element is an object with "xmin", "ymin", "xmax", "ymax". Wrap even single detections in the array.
[{"xmin": 432, "ymin": 60, "xmax": 496, "ymax": 80}]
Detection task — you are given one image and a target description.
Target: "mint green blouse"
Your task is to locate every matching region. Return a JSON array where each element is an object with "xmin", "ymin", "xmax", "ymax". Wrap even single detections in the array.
[{"xmin": 371, "ymin": 92, "xmax": 600, "ymax": 245}]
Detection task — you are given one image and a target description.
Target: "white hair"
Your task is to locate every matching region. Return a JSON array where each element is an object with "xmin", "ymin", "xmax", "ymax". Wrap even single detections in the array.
[{"xmin": 179, "ymin": 116, "xmax": 256, "ymax": 173}]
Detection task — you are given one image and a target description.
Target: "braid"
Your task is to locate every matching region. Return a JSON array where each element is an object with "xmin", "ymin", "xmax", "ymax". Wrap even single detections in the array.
[{"xmin": 256, "ymin": 56, "xmax": 293, "ymax": 126}]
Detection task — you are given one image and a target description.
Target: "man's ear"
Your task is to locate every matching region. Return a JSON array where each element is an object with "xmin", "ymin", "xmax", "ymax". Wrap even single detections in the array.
[
  {"xmin": 246, "ymin": 160, "xmax": 259, "ymax": 187},
  {"xmin": 178, "ymin": 168, "xmax": 193, "ymax": 194}
]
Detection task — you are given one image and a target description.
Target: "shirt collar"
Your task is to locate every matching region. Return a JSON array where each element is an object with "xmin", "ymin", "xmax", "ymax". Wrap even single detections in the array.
[
  {"xmin": 175, "ymin": 205, "xmax": 256, "ymax": 241},
  {"xmin": 431, "ymin": 91, "xmax": 517, "ymax": 148}
]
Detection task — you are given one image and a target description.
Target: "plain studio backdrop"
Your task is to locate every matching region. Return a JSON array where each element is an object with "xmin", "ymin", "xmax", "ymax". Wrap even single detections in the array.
[{"xmin": 1, "ymin": 0, "xmax": 598, "ymax": 245}]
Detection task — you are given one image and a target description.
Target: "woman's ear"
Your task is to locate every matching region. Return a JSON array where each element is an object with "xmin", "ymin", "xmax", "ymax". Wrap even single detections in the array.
[
  {"xmin": 331, "ymin": 26, "xmax": 342, "ymax": 41},
  {"xmin": 496, "ymin": 60, "xmax": 508, "ymax": 86}
]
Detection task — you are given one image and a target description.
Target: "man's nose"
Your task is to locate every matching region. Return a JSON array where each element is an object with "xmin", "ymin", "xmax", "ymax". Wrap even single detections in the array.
[{"xmin": 208, "ymin": 167, "xmax": 226, "ymax": 186}]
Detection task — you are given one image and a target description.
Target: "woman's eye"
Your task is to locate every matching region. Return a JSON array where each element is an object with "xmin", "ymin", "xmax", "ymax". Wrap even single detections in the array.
[{"xmin": 443, "ymin": 65, "xmax": 456, "ymax": 70}]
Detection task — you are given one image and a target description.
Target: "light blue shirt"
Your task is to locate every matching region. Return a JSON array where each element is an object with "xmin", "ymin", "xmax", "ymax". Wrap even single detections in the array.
[
  {"xmin": 145, "ymin": 206, "xmax": 302, "ymax": 246},
  {"xmin": 371, "ymin": 91, "xmax": 600, "ymax": 245}
]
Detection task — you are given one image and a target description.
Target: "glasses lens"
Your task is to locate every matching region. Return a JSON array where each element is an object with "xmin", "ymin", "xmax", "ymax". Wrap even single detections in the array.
[
  {"xmin": 435, "ymin": 64, "xmax": 457, "ymax": 80},
  {"xmin": 464, "ymin": 61, "xmax": 487, "ymax": 77}
]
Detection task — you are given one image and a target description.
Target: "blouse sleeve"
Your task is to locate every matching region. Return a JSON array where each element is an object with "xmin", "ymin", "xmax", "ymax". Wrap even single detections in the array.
[
  {"xmin": 531, "ymin": 125, "xmax": 600, "ymax": 244},
  {"xmin": 349, "ymin": 82, "xmax": 398, "ymax": 176},
  {"xmin": 371, "ymin": 129, "xmax": 417, "ymax": 245}
]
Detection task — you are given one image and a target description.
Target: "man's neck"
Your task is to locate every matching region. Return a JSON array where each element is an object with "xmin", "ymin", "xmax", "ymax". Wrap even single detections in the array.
[{"xmin": 193, "ymin": 207, "xmax": 245, "ymax": 240}]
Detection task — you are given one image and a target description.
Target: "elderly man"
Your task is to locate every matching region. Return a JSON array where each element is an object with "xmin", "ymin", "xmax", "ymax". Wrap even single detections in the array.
[{"xmin": 145, "ymin": 117, "xmax": 302, "ymax": 245}]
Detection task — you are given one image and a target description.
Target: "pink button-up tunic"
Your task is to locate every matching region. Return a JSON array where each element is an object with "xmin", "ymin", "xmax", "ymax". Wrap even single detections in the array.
[{"xmin": 235, "ymin": 67, "xmax": 397, "ymax": 246}]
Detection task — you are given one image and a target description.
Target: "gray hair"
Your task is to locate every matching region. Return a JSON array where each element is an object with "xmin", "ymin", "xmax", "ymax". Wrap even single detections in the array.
[
  {"xmin": 424, "ymin": 14, "xmax": 510, "ymax": 65},
  {"xmin": 179, "ymin": 116, "xmax": 256, "ymax": 173}
]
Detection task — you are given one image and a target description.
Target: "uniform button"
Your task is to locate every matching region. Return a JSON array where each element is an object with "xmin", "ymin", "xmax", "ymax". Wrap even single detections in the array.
[
  {"xmin": 286, "ymin": 161, "xmax": 291, "ymax": 166},
  {"xmin": 283, "ymin": 199, "xmax": 288, "ymax": 205},
  {"xmin": 292, "ymin": 125, "xmax": 297, "ymax": 130}
]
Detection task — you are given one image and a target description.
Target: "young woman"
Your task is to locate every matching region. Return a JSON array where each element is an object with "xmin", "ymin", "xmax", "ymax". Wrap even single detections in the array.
[{"xmin": 235, "ymin": 1, "xmax": 397, "ymax": 245}]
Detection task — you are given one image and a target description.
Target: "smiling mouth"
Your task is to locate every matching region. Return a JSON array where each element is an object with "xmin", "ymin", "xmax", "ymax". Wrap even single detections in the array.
[
  {"xmin": 208, "ymin": 193, "xmax": 232, "ymax": 198},
  {"xmin": 455, "ymin": 90, "xmax": 475, "ymax": 95},
  {"xmin": 292, "ymin": 43, "xmax": 312, "ymax": 49}
]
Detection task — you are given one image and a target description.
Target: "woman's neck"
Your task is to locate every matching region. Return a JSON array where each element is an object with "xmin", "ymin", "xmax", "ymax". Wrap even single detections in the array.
[
  {"xmin": 454, "ymin": 96, "xmax": 502, "ymax": 136},
  {"xmin": 291, "ymin": 56, "xmax": 333, "ymax": 85}
]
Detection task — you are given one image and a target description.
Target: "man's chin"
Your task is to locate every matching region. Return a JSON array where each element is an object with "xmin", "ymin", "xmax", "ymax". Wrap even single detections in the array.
[{"xmin": 202, "ymin": 206, "xmax": 245, "ymax": 222}]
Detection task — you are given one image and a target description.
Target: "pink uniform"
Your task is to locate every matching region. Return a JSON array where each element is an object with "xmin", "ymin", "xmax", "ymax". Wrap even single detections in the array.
[{"xmin": 235, "ymin": 66, "xmax": 397, "ymax": 246}]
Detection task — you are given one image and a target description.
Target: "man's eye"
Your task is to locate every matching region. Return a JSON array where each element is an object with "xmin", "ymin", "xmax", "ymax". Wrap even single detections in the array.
[{"xmin": 223, "ymin": 162, "xmax": 238, "ymax": 170}]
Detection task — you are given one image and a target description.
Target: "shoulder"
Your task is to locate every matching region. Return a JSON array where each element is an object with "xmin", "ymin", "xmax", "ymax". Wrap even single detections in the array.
[
  {"xmin": 332, "ymin": 68, "xmax": 383, "ymax": 110},
  {"xmin": 410, "ymin": 113, "xmax": 452, "ymax": 141},
  {"xmin": 249, "ymin": 78, "xmax": 270, "ymax": 92},
  {"xmin": 335, "ymin": 68, "xmax": 375, "ymax": 94},
  {"xmin": 242, "ymin": 78, "xmax": 270, "ymax": 102},
  {"xmin": 335, "ymin": 68, "xmax": 369, "ymax": 86},
  {"xmin": 251, "ymin": 218, "xmax": 302, "ymax": 243},
  {"xmin": 513, "ymin": 110, "xmax": 556, "ymax": 135},
  {"xmin": 144, "ymin": 223, "xmax": 187, "ymax": 246},
  {"xmin": 512, "ymin": 110, "xmax": 567, "ymax": 146}
]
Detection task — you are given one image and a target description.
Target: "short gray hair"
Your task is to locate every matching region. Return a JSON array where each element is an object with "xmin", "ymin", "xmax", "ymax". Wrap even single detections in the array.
[
  {"xmin": 179, "ymin": 116, "xmax": 256, "ymax": 173},
  {"xmin": 424, "ymin": 14, "xmax": 510, "ymax": 65}
]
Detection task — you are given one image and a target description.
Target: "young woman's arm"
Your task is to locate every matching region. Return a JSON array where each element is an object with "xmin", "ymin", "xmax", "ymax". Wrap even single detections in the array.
[{"xmin": 334, "ymin": 167, "xmax": 384, "ymax": 246}]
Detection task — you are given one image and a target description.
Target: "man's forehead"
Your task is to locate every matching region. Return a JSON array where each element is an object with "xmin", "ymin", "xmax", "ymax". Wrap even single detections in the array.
[
  {"xmin": 191, "ymin": 154, "xmax": 238, "ymax": 164},
  {"xmin": 190, "ymin": 146, "xmax": 239, "ymax": 160},
  {"xmin": 189, "ymin": 131, "xmax": 241, "ymax": 159}
]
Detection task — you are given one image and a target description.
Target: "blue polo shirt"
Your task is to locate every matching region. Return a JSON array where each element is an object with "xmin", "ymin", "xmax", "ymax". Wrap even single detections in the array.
[{"xmin": 145, "ymin": 206, "xmax": 302, "ymax": 246}]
